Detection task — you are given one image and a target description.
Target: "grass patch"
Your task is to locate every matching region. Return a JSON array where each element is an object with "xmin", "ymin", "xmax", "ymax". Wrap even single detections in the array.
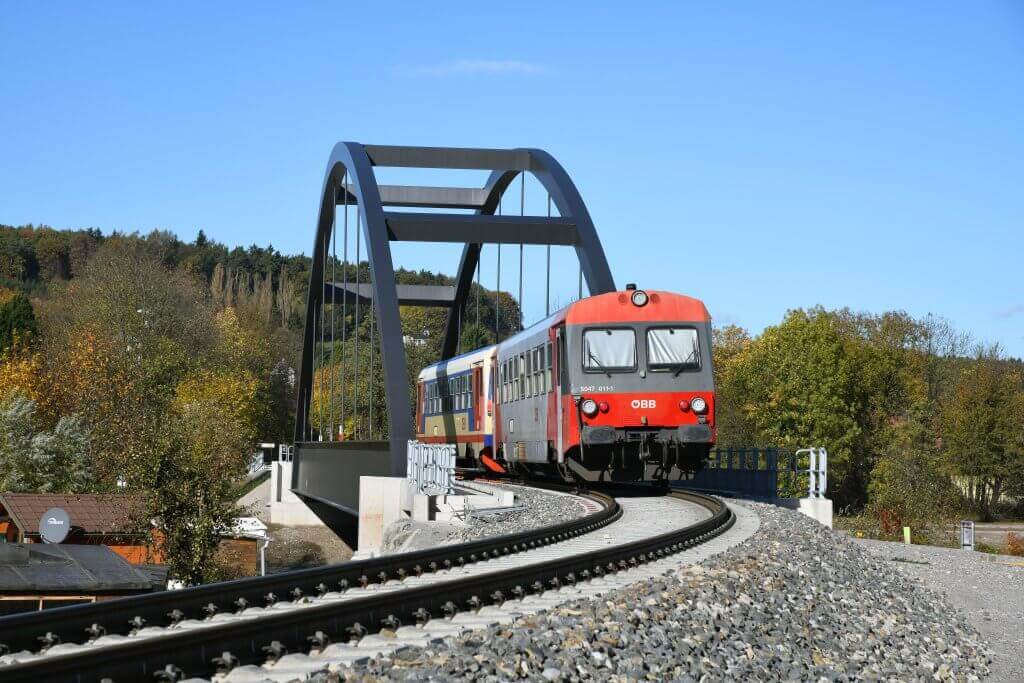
[{"xmin": 233, "ymin": 470, "xmax": 270, "ymax": 501}]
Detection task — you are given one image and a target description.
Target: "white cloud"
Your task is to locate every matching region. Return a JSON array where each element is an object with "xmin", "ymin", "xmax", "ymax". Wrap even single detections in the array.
[
  {"xmin": 399, "ymin": 59, "xmax": 547, "ymax": 77},
  {"xmin": 997, "ymin": 304, "xmax": 1024, "ymax": 319}
]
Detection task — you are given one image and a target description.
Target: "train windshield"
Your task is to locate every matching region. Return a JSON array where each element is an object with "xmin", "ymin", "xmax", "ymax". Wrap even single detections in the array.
[
  {"xmin": 647, "ymin": 327, "xmax": 701, "ymax": 372},
  {"xmin": 583, "ymin": 328, "xmax": 636, "ymax": 372}
]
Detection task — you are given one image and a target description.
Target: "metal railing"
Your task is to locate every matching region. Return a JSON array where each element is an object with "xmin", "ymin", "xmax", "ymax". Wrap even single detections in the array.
[
  {"xmin": 675, "ymin": 446, "xmax": 829, "ymax": 500},
  {"xmin": 795, "ymin": 447, "xmax": 828, "ymax": 499},
  {"xmin": 407, "ymin": 440, "xmax": 456, "ymax": 495}
]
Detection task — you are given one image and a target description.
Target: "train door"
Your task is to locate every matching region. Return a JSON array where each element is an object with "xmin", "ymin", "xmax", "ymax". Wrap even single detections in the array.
[{"xmin": 555, "ymin": 326, "xmax": 564, "ymax": 460}]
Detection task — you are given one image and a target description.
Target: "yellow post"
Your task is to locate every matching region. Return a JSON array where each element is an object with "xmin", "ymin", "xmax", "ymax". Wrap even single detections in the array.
[{"xmin": 903, "ymin": 526, "xmax": 911, "ymax": 545}]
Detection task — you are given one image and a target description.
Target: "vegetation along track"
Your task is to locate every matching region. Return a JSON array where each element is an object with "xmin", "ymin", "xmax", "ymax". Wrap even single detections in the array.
[{"xmin": 0, "ymin": 488, "xmax": 733, "ymax": 682}]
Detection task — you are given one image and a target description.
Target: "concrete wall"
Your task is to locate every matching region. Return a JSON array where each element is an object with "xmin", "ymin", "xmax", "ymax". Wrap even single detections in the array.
[
  {"xmin": 269, "ymin": 462, "xmax": 324, "ymax": 525},
  {"xmin": 292, "ymin": 441, "xmax": 396, "ymax": 545}
]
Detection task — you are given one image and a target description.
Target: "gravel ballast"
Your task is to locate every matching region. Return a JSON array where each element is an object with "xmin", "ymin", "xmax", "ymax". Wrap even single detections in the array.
[
  {"xmin": 345, "ymin": 501, "xmax": 991, "ymax": 681},
  {"xmin": 382, "ymin": 484, "xmax": 589, "ymax": 553},
  {"xmin": 855, "ymin": 538, "xmax": 1022, "ymax": 682}
]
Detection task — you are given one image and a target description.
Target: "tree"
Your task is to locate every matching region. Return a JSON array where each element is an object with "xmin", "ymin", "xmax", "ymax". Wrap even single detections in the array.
[
  {"xmin": 152, "ymin": 368, "xmax": 260, "ymax": 584},
  {"xmin": 941, "ymin": 346, "xmax": 1024, "ymax": 519},
  {"xmin": 711, "ymin": 325, "xmax": 757, "ymax": 446},
  {"xmin": 868, "ymin": 406, "xmax": 958, "ymax": 539},
  {"xmin": 729, "ymin": 309, "xmax": 866, "ymax": 505},
  {"xmin": 0, "ymin": 394, "xmax": 92, "ymax": 493},
  {"xmin": 0, "ymin": 292, "xmax": 38, "ymax": 352}
]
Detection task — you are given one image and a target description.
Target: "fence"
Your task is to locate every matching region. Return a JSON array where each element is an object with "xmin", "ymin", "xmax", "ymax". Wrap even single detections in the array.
[
  {"xmin": 676, "ymin": 447, "xmax": 828, "ymax": 500},
  {"xmin": 406, "ymin": 441, "xmax": 456, "ymax": 496}
]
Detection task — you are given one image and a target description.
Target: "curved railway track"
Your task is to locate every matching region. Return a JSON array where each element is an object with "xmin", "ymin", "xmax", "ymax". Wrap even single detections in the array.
[{"xmin": 0, "ymin": 487, "xmax": 733, "ymax": 682}]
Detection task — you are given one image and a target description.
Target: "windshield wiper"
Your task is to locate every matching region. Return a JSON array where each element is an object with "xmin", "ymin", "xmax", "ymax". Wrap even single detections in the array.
[
  {"xmin": 672, "ymin": 350, "xmax": 700, "ymax": 377},
  {"xmin": 587, "ymin": 350, "xmax": 612, "ymax": 377}
]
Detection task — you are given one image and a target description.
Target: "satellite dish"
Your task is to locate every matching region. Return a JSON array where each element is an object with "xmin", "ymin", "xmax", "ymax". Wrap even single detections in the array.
[{"xmin": 39, "ymin": 507, "xmax": 70, "ymax": 544}]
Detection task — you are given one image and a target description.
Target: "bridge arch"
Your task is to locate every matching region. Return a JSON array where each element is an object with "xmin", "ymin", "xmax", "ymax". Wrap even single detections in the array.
[{"xmin": 293, "ymin": 143, "xmax": 615, "ymax": 523}]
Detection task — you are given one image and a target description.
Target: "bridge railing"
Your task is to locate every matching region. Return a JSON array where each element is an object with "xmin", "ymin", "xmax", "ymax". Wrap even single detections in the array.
[{"xmin": 676, "ymin": 446, "xmax": 827, "ymax": 500}]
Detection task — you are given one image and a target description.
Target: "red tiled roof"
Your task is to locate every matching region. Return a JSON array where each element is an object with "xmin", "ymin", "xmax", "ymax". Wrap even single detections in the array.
[{"xmin": 0, "ymin": 493, "xmax": 145, "ymax": 536}]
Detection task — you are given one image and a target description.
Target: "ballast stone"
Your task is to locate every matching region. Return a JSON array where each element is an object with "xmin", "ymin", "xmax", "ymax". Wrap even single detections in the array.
[{"xmin": 334, "ymin": 500, "xmax": 989, "ymax": 682}]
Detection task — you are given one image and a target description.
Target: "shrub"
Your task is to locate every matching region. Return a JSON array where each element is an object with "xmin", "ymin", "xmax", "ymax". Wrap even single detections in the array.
[
  {"xmin": 1005, "ymin": 532, "xmax": 1024, "ymax": 557},
  {"xmin": 868, "ymin": 447, "xmax": 959, "ymax": 541}
]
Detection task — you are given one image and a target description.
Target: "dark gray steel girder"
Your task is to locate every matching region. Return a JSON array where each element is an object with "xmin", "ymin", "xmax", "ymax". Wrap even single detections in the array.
[
  {"xmin": 294, "ymin": 142, "xmax": 411, "ymax": 476},
  {"xmin": 385, "ymin": 213, "xmax": 578, "ymax": 245},
  {"xmin": 324, "ymin": 282, "xmax": 456, "ymax": 307},
  {"xmin": 364, "ymin": 145, "xmax": 534, "ymax": 170},
  {"xmin": 338, "ymin": 185, "xmax": 488, "ymax": 210}
]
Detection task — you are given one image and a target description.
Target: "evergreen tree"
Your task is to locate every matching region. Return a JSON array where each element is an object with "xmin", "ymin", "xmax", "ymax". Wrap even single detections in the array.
[{"xmin": 0, "ymin": 293, "xmax": 38, "ymax": 351}]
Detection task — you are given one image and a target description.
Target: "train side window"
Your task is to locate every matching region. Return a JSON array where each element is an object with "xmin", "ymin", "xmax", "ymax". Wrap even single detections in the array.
[
  {"xmin": 518, "ymin": 353, "xmax": 526, "ymax": 400},
  {"xmin": 527, "ymin": 351, "xmax": 535, "ymax": 397},
  {"xmin": 545, "ymin": 342, "xmax": 553, "ymax": 393},
  {"xmin": 533, "ymin": 347, "xmax": 542, "ymax": 394},
  {"xmin": 505, "ymin": 361, "xmax": 511, "ymax": 403}
]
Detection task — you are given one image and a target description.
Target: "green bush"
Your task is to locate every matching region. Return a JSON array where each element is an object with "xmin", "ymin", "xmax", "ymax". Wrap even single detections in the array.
[{"xmin": 868, "ymin": 446, "xmax": 959, "ymax": 541}]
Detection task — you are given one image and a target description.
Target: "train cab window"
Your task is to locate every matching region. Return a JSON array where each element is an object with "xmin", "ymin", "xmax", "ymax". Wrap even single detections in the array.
[
  {"xmin": 583, "ymin": 328, "xmax": 637, "ymax": 372},
  {"xmin": 647, "ymin": 327, "xmax": 701, "ymax": 372}
]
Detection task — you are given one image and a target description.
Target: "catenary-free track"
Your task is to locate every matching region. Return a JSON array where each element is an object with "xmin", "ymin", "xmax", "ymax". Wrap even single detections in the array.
[{"xmin": 0, "ymin": 488, "xmax": 732, "ymax": 682}]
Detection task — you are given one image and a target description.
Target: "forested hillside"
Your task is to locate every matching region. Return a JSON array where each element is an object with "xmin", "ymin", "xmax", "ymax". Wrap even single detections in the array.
[
  {"xmin": 0, "ymin": 223, "xmax": 520, "ymax": 582},
  {"xmin": 0, "ymin": 222, "xmax": 1021, "ymax": 574}
]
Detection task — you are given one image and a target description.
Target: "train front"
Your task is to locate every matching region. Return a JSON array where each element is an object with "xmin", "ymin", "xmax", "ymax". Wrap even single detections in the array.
[{"xmin": 561, "ymin": 286, "xmax": 715, "ymax": 482}]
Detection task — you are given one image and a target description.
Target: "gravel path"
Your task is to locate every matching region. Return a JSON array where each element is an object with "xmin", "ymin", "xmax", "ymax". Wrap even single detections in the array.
[
  {"xmin": 856, "ymin": 538, "xmax": 1023, "ymax": 682},
  {"xmin": 344, "ymin": 501, "xmax": 990, "ymax": 681}
]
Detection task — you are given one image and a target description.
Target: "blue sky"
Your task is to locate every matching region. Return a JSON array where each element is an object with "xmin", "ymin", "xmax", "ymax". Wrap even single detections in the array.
[{"xmin": 2, "ymin": 2, "xmax": 1022, "ymax": 356}]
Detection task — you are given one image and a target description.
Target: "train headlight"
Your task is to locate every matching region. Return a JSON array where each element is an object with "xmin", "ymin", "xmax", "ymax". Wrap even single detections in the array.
[
  {"xmin": 691, "ymin": 396, "xmax": 707, "ymax": 413},
  {"xmin": 599, "ymin": 401, "xmax": 610, "ymax": 413},
  {"xmin": 581, "ymin": 399, "xmax": 599, "ymax": 417},
  {"xmin": 678, "ymin": 399, "xmax": 690, "ymax": 412},
  {"xmin": 630, "ymin": 290, "xmax": 649, "ymax": 307}
]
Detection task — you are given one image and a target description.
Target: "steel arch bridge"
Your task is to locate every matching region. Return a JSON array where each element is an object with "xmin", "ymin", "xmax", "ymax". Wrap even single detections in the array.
[{"xmin": 292, "ymin": 143, "xmax": 615, "ymax": 536}]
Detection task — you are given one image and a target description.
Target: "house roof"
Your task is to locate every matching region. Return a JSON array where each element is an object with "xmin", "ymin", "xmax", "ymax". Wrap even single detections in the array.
[
  {"xmin": 0, "ymin": 543, "xmax": 161, "ymax": 593},
  {"xmin": 0, "ymin": 493, "xmax": 145, "ymax": 536}
]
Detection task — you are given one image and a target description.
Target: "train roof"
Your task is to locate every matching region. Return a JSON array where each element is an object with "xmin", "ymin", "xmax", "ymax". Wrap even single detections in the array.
[
  {"xmin": 417, "ymin": 289, "xmax": 709, "ymax": 381},
  {"xmin": 566, "ymin": 289, "xmax": 710, "ymax": 325},
  {"xmin": 417, "ymin": 344, "xmax": 495, "ymax": 381}
]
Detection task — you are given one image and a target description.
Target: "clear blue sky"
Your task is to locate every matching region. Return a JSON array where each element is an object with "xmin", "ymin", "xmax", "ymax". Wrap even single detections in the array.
[{"xmin": 2, "ymin": 3, "xmax": 1022, "ymax": 356}]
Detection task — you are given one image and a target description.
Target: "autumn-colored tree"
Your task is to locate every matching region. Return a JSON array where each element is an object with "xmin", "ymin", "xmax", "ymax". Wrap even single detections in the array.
[
  {"xmin": 941, "ymin": 346, "xmax": 1024, "ymax": 519},
  {"xmin": 728, "ymin": 309, "xmax": 867, "ymax": 504},
  {"xmin": 151, "ymin": 369, "xmax": 261, "ymax": 584},
  {"xmin": 0, "ymin": 342, "xmax": 56, "ymax": 421},
  {"xmin": 711, "ymin": 325, "xmax": 757, "ymax": 446}
]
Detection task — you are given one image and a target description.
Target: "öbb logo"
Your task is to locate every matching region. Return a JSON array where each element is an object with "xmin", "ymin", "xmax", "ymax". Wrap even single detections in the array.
[{"xmin": 630, "ymin": 399, "xmax": 657, "ymax": 409}]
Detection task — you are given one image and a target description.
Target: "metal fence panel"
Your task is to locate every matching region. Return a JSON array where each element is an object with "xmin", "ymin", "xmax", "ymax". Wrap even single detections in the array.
[{"xmin": 677, "ymin": 446, "xmax": 827, "ymax": 500}]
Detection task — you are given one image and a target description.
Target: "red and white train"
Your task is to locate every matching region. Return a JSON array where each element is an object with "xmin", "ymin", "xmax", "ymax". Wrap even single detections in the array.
[{"xmin": 416, "ymin": 285, "xmax": 715, "ymax": 482}]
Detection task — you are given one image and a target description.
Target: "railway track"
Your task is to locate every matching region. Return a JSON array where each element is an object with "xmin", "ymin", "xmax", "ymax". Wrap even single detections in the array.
[{"xmin": 0, "ymin": 487, "xmax": 733, "ymax": 682}]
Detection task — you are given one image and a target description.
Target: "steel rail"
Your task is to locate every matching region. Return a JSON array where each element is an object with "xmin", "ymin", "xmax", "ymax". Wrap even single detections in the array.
[
  {"xmin": 0, "ymin": 491, "xmax": 732, "ymax": 682},
  {"xmin": 0, "ymin": 486, "xmax": 617, "ymax": 660}
]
